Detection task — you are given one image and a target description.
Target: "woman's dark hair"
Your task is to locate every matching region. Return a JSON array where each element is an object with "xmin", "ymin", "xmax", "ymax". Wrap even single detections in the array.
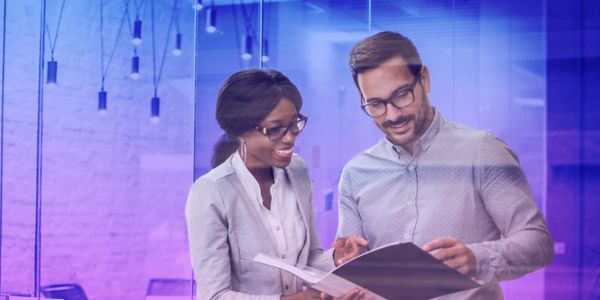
[
  {"xmin": 349, "ymin": 31, "xmax": 423, "ymax": 91},
  {"xmin": 211, "ymin": 68, "xmax": 303, "ymax": 168}
]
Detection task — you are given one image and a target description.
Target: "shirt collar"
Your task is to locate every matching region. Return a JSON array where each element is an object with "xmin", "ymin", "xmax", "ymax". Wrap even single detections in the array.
[{"xmin": 231, "ymin": 151, "xmax": 286, "ymax": 202}]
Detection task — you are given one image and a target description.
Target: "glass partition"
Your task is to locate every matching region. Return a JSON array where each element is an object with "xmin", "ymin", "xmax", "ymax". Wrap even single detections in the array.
[
  {"xmin": 194, "ymin": 0, "xmax": 547, "ymax": 299},
  {"xmin": 0, "ymin": 0, "xmax": 548, "ymax": 299}
]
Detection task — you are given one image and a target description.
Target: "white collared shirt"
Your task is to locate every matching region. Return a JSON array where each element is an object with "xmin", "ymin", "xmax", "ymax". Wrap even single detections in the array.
[{"xmin": 232, "ymin": 151, "xmax": 306, "ymax": 295}]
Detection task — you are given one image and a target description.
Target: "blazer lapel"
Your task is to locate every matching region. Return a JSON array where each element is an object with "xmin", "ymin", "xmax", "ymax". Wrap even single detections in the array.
[
  {"xmin": 285, "ymin": 163, "xmax": 311, "ymax": 261},
  {"xmin": 225, "ymin": 158, "xmax": 278, "ymax": 255}
]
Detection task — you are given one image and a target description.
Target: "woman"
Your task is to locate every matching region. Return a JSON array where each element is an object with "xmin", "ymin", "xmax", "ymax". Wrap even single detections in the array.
[{"xmin": 185, "ymin": 69, "xmax": 367, "ymax": 300}]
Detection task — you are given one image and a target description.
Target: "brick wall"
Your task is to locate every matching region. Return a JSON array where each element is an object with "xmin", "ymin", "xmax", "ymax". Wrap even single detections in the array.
[{"xmin": 1, "ymin": 1, "xmax": 195, "ymax": 299}]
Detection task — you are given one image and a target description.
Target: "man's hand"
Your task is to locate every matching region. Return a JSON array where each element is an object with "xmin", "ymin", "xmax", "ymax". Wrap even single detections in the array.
[
  {"xmin": 333, "ymin": 236, "xmax": 368, "ymax": 266},
  {"xmin": 423, "ymin": 237, "xmax": 477, "ymax": 277}
]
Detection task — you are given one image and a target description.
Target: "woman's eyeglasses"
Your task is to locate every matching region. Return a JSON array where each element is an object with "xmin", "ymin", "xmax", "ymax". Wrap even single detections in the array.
[{"xmin": 255, "ymin": 115, "xmax": 308, "ymax": 141}]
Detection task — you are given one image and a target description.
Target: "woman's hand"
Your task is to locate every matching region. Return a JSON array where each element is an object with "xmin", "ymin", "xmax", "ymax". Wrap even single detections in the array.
[
  {"xmin": 281, "ymin": 287, "xmax": 372, "ymax": 300},
  {"xmin": 280, "ymin": 288, "xmax": 325, "ymax": 300},
  {"xmin": 319, "ymin": 288, "xmax": 372, "ymax": 300}
]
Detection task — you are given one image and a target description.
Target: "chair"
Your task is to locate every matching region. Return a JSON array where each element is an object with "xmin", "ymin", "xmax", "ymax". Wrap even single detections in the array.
[
  {"xmin": 40, "ymin": 283, "xmax": 88, "ymax": 300},
  {"xmin": 146, "ymin": 278, "xmax": 195, "ymax": 296}
]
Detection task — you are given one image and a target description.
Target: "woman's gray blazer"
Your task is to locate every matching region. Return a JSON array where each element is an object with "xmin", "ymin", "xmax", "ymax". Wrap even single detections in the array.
[{"xmin": 185, "ymin": 154, "xmax": 335, "ymax": 300}]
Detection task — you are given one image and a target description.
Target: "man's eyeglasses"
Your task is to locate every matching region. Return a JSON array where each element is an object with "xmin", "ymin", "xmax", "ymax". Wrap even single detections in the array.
[
  {"xmin": 360, "ymin": 74, "xmax": 421, "ymax": 118},
  {"xmin": 255, "ymin": 115, "xmax": 308, "ymax": 141}
]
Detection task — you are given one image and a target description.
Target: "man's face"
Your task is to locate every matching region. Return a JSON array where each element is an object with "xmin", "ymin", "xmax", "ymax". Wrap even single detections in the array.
[{"xmin": 357, "ymin": 55, "xmax": 433, "ymax": 153}]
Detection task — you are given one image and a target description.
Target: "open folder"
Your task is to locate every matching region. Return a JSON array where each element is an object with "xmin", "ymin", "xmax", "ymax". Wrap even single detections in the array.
[{"xmin": 254, "ymin": 242, "xmax": 481, "ymax": 300}]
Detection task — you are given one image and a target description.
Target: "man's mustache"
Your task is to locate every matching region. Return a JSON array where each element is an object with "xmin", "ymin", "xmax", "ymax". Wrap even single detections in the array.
[{"xmin": 382, "ymin": 115, "xmax": 413, "ymax": 128}]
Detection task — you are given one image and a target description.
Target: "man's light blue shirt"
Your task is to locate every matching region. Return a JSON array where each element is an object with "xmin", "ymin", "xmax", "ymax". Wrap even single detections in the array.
[{"xmin": 337, "ymin": 109, "xmax": 554, "ymax": 299}]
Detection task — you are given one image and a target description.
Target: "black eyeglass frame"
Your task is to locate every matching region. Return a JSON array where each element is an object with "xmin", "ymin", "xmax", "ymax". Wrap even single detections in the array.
[
  {"xmin": 360, "ymin": 72, "xmax": 422, "ymax": 118},
  {"xmin": 255, "ymin": 115, "xmax": 308, "ymax": 141}
]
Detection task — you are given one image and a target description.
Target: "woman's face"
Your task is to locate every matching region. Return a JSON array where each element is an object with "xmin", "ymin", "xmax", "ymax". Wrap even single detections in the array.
[{"xmin": 241, "ymin": 98, "xmax": 301, "ymax": 169}]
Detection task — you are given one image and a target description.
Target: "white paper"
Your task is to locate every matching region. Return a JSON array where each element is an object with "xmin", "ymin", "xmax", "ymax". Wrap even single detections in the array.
[{"xmin": 253, "ymin": 253, "xmax": 385, "ymax": 299}]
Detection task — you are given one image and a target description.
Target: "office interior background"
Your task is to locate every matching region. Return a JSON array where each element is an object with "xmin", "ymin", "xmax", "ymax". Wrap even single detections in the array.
[{"xmin": 0, "ymin": 0, "xmax": 598, "ymax": 299}]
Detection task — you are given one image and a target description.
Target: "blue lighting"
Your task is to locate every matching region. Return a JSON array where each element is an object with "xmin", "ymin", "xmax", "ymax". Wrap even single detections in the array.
[
  {"xmin": 130, "ymin": 55, "xmax": 140, "ymax": 79},
  {"xmin": 150, "ymin": 96, "xmax": 160, "ymax": 124},
  {"xmin": 242, "ymin": 34, "xmax": 252, "ymax": 60},
  {"xmin": 46, "ymin": 60, "xmax": 57, "ymax": 85},
  {"xmin": 206, "ymin": 7, "xmax": 217, "ymax": 33},
  {"xmin": 261, "ymin": 39, "xmax": 269, "ymax": 63},
  {"xmin": 98, "ymin": 90, "xmax": 107, "ymax": 116},
  {"xmin": 133, "ymin": 18, "xmax": 142, "ymax": 45},
  {"xmin": 193, "ymin": 0, "xmax": 203, "ymax": 11},
  {"xmin": 172, "ymin": 33, "xmax": 182, "ymax": 56}
]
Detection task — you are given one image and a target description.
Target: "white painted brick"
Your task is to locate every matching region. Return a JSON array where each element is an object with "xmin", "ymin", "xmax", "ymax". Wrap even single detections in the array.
[{"xmin": 2, "ymin": 1, "xmax": 196, "ymax": 299}]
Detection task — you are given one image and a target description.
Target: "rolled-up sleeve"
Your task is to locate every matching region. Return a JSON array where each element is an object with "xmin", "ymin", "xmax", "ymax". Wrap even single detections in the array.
[{"xmin": 469, "ymin": 134, "xmax": 554, "ymax": 283}]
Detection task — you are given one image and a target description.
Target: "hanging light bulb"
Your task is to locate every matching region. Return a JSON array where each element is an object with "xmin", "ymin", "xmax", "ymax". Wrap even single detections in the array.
[
  {"xmin": 98, "ymin": 90, "xmax": 107, "ymax": 116},
  {"xmin": 130, "ymin": 55, "xmax": 140, "ymax": 79},
  {"xmin": 241, "ymin": 34, "xmax": 252, "ymax": 60},
  {"xmin": 133, "ymin": 17, "xmax": 142, "ymax": 45},
  {"xmin": 47, "ymin": 60, "xmax": 58, "ymax": 85},
  {"xmin": 206, "ymin": 7, "xmax": 217, "ymax": 33},
  {"xmin": 192, "ymin": 0, "xmax": 203, "ymax": 11},
  {"xmin": 172, "ymin": 33, "xmax": 182, "ymax": 56},
  {"xmin": 150, "ymin": 96, "xmax": 160, "ymax": 124},
  {"xmin": 261, "ymin": 39, "xmax": 270, "ymax": 63}
]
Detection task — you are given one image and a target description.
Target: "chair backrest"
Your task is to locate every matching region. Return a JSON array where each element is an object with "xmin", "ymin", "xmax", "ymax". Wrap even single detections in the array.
[
  {"xmin": 41, "ymin": 283, "xmax": 88, "ymax": 300},
  {"xmin": 146, "ymin": 278, "xmax": 195, "ymax": 296}
]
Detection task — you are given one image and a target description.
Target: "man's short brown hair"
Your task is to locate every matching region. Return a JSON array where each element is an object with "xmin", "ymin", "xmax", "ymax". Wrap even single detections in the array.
[{"xmin": 349, "ymin": 31, "xmax": 423, "ymax": 90}]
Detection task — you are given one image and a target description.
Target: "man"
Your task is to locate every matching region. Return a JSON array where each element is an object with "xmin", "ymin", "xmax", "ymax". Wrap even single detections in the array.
[{"xmin": 335, "ymin": 31, "xmax": 554, "ymax": 299}]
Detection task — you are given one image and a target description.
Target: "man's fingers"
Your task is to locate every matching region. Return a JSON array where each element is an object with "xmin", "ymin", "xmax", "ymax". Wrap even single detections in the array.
[
  {"xmin": 433, "ymin": 244, "xmax": 466, "ymax": 261},
  {"xmin": 432, "ymin": 247, "xmax": 455, "ymax": 261},
  {"xmin": 340, "ymin": 242, "xmax": 367, "ymax": 265},
  {"xmin": 456, "ymin": 265, "xmax": 470, "ymax": 276},
  {"xmin": 334, "ymin": 236, "xmax": 369, "ymax": 266},
  {"xmin": 349, "ymin": 236, "xmax": 368, "ymax": 246},
  {"xmin": 350, "ymin": 241, "xmax": 360, "ymax": 255},
  {"xmin": 423, "ymin": 237, "xmax": 476, "ymax": 277},
  {"xmin": 443, "ymin": 255, "xmax": 467, "ymax": 269},
  {"xmin": 334, "ymin": 236, "xmax": 368, "ymax": 250},
  {"xmin": 437, "ymin": 251, "xmax": 475, "ymax": 276},
  {"xmin": 333, "ymin": 238, "xmax": 347, "ymax": 250},
  {"xmin": 348, "ymin": 237, "xmax": 368, "ymax": 255},
  {"xmin": 423, "ymin": 237, "xmax": 458, "ymax": 252}
]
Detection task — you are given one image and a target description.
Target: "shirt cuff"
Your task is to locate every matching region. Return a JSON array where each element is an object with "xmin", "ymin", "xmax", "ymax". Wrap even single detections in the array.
[
  {"xmin": 467, "ymin": 242, "xmax": 495, "ymax": 284},
  {"xmin": 323, "ymin": 248, "xmax": 336, "ymax": 270}
]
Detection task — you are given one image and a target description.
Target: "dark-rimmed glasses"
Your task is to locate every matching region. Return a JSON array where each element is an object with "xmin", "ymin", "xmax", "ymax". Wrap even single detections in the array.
[
  {"xmin": 360, "ymin": 73, "xmax": 421, "ymax": 118},
  {"xmin": 255, "ymin": 115, "xmax": 308, "ymax": 141}
]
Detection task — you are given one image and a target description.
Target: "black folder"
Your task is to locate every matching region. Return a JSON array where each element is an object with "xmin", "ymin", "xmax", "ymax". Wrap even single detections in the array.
[
  {"xmin": 255, "ymin": 242, "xmax": 481, "ymax": 300},
  {"xmin": 332, "ymin": 242, "xmax": 481, "ymax": 299}
]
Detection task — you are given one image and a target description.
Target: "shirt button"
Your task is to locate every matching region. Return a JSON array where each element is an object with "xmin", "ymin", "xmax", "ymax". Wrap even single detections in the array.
[
  {"xmin": 281, "ymin": 254, "xmax": 286, "ymax": 259},
  {"xmin": 407, "ymin": 201, "xmax": 414, "ymax": 205},
  {"xmin": 408, "ymin": 165, "xmax": 414, "ymax": 171},
  {"xmin": 404, "ymin": 234, "xmax": 411, "ymax": 239},
  {"xmin": 275, "ymin": 226, "xmax": 280, "ymax": 231}
]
